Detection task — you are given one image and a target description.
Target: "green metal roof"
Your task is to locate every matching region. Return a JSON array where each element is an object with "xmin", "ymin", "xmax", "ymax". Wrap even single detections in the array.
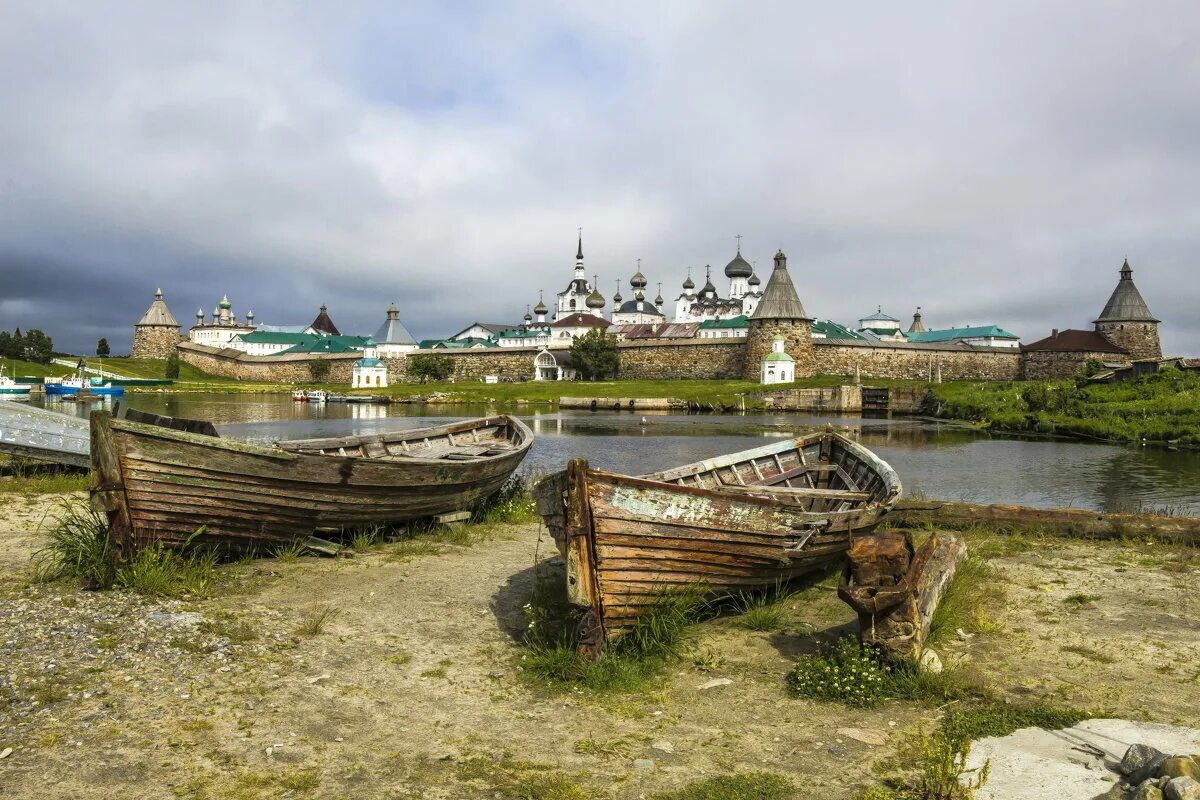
[
  {"xmin": 811, "ymin": 319, "xmax": 865, "ymax": 340},
  {"xmin": 906, "ymin": 326, "xmax": 1019, "ymax": 343},
  {"xmin": 762, "ymin": 351, "xmax": 794, "ymax": 362},
  {"xmin": 236, "ymin": 331, "xmax": 319, "ymax": 345},
  {"xmin": 433, "ymin": 337, "xmax": 497, "ymax": 349},
  {"xmin": 699, "ymin": 315, "xmax": 749, "ymax": 329},
  {"xmin": 276, "ymin": 335, "xmax": 374, "ymax": 355},
  {"xmin": 354, "ymin": 357, "xmax": 383, "ymax": 367}
]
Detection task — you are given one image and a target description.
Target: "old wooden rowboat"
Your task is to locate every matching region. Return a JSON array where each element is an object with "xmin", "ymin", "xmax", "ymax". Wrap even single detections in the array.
[
  {"xmin": 89, "ymin": 410, "xmax": 533, "ymax": 554},
  {"xmin": 533, "ymin": 430, "xmax": 901, "ymax": 653}
]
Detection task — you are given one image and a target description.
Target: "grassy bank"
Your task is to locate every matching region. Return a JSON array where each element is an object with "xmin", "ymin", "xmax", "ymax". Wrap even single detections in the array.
[
  {"xmin": 0, "ymin": 357, "xmax": 73, "ymax": 379},
  {"xmin": 931, "ymin": 368, "xmax": 1200, "ymax": 447}
]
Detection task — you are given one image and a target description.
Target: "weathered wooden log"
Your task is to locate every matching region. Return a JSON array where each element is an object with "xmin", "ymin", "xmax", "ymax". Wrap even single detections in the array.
[
  {"xmin": 889, "ymin": 499, "xmax": 1200, "ymax": 545},
  {"xmin": 838, "ymin": 532, "xmax": 967, "ymax": 663}
]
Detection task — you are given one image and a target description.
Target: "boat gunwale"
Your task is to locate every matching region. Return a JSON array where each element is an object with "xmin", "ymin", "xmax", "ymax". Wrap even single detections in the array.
[
  {"xmin": 108, "ymin": 414, "xmax": 535, "ymax": 467},
  {"xmin": 581, "ymin": 463, "xmax": 897, "ymax": 517},
  {"xmin": 274, "ymin": 414, "xmax": 533, "ymax": 457},
  {"xmin": 642, "ymin": 429, "xmax": 903, "ymax": 506}
]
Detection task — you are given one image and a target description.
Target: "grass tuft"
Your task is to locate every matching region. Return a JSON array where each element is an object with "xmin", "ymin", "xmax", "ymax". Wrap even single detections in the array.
[
  {"xmin": 115, "ymin": 542, "xmax": 218, "ymax": 598},
  {"xmin": 520, "ymin": 569, "xmax": 711, "ymax": 693},
  {"xmin": 294, "ymin": 604, "xmax": 337, "ymax": 637},
  {"xmin": 472, "ymin": 475, "xmax": 537, "ymax": 525},
  {"xmin": 32, "ymin": 498, "xmax": 116, "ymax": 588},
  {"xmin": 927, "ymin": 556, "xmax": 1003, "ymax": 648}
]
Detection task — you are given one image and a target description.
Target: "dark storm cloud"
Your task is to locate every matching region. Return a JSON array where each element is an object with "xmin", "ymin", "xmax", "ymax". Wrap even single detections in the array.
[{"xmin": 0, "ymin": 1, "xmax": 1197, "ymax": 354}]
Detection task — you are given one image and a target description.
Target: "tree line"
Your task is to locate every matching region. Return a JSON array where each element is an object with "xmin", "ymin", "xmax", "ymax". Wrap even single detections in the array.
[{"xmin": 0, "ymin": 328, "xmax": 54, "ymax": 364}]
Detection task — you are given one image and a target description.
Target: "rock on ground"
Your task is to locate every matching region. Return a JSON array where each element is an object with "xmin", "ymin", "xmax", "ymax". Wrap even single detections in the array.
[{"xmin": 968, "ymin": 719, "xmax": 1200, "ymax": 800}]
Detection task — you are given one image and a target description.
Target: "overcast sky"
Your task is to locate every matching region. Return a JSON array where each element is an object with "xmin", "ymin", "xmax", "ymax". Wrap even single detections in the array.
[{"xmin": 2, "ymin": 2, "xmax": 1198, "ymax": 355}]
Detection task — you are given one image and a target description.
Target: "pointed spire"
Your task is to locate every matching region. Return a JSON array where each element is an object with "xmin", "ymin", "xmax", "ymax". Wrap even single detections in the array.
[
  {"xmin": 751, "ymin": 249, "xmax": 810, "ymax": 320},
  {"xmin": 577, "ymin": 227, "xmax": 584, "ymax": 261},
  {"xmin": 1096, "ymin": 257, "xmax": 1158, "ymax": 323}
]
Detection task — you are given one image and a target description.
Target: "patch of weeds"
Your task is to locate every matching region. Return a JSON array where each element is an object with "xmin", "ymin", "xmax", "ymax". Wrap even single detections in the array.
[
  {"xmin": 731, "ymin": 581, "xmax": 792, "ymax": 632},
  {"xmin": 691, "ymin": 647, "xmax": 726, "ymax": 673},
  {"xmin": 169, "ymin": 635, "xmax": 213, "ymax": 654},
  {"xmin": 1062, "ymin": 593, "xmax": 1101, "ymax": 608},
  {"xmin": 271, "ymin": 541, "xmax": 307, "ymax": 563},
  {"xmin": 938, "ymin": 700, "xmax": 1095, "ymax": 744},
  {"xmin": 927, "ymin": 556, "xmax": 1003, "ymax": 648},
  {"xmin": 115, "ymin": 541, "xmax": 218, "ymax": 598},
  {"xmin": 31, "ymin": 498, "xmax": 116, "ymax": 589},
  {"xmin": 384, "ymin": 651, "xmax": 412, "ymax": 666},
  {"xmin": 294, "ymin": 604, "xmax": 337, "ymax": 637},
  {"xmin": 421, "ymin": 658, "xmax": 453, "ymax": 679},
  {"xmin": 33, "ymin": 684, "xmax": 68, "ymax": 705},
  {"xmin": 520, "ymin": 574, "xmax": 712, "ymax": 694},
  {"xmin": 787, "ymin": 638, "xmax": 982, "ymax": 708},
  {"xmin": 180, "ymin": 718, "xmax": 214, "ymax": 733},
  {"xmin": 573, "ymin": 737, "xmax": 629, "ymax": 759},
  {"xmin": 455, "ymin": 754, "xmax": 590, "ymax": 799},
  {"xmin": 94, "ymin": 634, "xmax": 121, "ymax": 650},
  {"xmin": 1059, "ymin": 644, "xmax": 1115, "ymax": 663},
  {"xmin": 385, "ymin": 539, "xmax": 442, "ymax": 562},
  {"xmin": 472, "ymin": 475, "xmax": 537, "ymax": 525},
  {"xmin": 648, "ymin": 772, "xmax": 795, "ymax": 800},
  {"xmin": 970, "ymin": 530, "xmax": 1038, "ymax": 559},
  {"xmin": 199, "ymin": 616, "xmax": 257, "ymax": 644},
  {"xmin": 349, "ymin": 526, "xmax": 383, "ymax": 553},
  {"xmin": 0, "ymin": 465, "xmax": 88, "ymax": 495},
  {"xmin": 869, "ymin": 723, "xmax": 990, "ymax": 800},
  {"xmin": 233, "ymin": 768, "xmax": 321, "ymax": 796}
]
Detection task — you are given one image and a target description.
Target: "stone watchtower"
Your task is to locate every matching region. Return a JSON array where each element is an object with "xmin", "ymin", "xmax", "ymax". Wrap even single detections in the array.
[
  {"xmin": 1094, "ymin": 259, "xmax": 1162, "ymax": 360},
  {"xmin": 743, "ymin": 250, "xmax": 817, "ymax": 379},
  {"xmin": 131, "ymin": 288, "xmax": 182, "ymax": 359}
]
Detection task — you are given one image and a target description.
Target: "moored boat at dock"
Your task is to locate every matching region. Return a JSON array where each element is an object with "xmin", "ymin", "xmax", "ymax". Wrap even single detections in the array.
[{"xmin": 533, "ymin": 430, "xmax": 901, "ymax": 654}]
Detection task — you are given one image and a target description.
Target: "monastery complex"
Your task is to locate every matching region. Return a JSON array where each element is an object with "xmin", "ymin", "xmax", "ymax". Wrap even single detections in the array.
[{"xmin": 132, "ymin": 234, "xmax": 1166, "ymax": 386}]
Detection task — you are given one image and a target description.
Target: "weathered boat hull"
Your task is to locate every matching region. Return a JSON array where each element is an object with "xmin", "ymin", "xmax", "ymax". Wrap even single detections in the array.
[
  {"xmin": 533, "ymin": 431, "xmax": 901, "ymax": 652},
  {"xmin": 90, "ymin": 411, "xmax": 532, "ymax": 554}
]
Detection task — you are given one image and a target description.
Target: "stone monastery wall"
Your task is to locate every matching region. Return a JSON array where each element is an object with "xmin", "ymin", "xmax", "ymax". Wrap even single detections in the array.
[
  {"xmin": 617, "ymin": 339, "xmax": 745, "ymax": 380},
  {"xmin": 179, "ymin": 337, "xmax": 1023, "ymax": 384},
  {"xmin": 1021, "ymin": 350, "xmax": 1116, "ymax": 381},
  {"xmin": 178, "ymin": 342, "xmax": 360, "ymax": 383},
  {"xmin": 813, "ymin": 339, "xmax": 1022, "ymax": 381}
]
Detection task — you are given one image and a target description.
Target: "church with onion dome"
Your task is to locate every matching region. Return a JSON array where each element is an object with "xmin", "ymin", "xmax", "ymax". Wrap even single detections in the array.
[{"xmin": 672, "ymin": 241, "xmax": 764, "ymax": 323}]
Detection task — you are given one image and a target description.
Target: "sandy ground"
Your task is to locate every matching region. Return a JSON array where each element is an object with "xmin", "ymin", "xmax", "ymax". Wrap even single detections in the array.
[{"xmin": 0, "ymin": 493, "xmax": 1198, "ymax": 799}]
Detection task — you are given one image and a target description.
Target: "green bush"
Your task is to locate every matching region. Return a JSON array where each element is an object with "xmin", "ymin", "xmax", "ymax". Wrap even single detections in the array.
[
  {"xmin": 164, "ymin": 351, "xmax": 181, "ymax": 379},
  {"xmin": 408, "ymin": 353, "xmax": 455, "ymax": 382}
]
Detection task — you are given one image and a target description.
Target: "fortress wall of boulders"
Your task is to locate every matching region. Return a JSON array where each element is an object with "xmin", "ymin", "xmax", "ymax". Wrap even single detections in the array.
[{"xmin": 178, "ymin": 337, "xmax": 1026, "ymax": 384}]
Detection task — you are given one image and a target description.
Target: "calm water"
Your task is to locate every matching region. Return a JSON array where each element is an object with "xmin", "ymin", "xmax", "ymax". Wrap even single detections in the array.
[{"xmin": 35, "ymin": 393, "xmax": 1200, "ymax": 514}]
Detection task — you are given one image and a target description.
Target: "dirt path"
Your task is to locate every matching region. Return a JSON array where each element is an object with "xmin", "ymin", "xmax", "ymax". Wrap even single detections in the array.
[{"xmin": 1, "ymin": 496, "xmax": 1197, "ymax": 799}]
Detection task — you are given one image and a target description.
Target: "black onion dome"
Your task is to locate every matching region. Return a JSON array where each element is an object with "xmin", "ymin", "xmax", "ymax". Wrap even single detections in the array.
[
  {"xmin": 724, "ymin": 251, "xmax": 753, "ymax": 278},
  {"xmin": 586, "ymin": 289, "xmax": 605, "ymax": 309},
  {"xmin": 748, "ymin": 271, "xmax": 761, "ymax": 286},
  {"xmin": 534, "ymin": 299, "xmax": 548, "ymax": 314},
  {"xmin": 630, "ymin": 271, "xmax": 648, "ymax": 290},
  {"xmin": 682, "ymin": 275, "xmax": 695, "ymax": 290}
]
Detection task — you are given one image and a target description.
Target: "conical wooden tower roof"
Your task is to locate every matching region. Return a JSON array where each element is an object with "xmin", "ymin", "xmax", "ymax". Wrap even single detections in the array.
[
  {"xmin": 1095, "ymin": 259, "xmax": 1159, "ymax": 323},
  {"xmin": 136, "ymin": 288, "xmax": 180, "ymax": 327},
  {"xmin": 750, "ymin": 250, "xmax": 810, "ymax": 321}
]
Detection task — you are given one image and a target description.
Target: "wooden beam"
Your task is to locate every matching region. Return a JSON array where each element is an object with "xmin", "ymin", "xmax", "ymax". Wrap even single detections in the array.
[{"xmin": 838, "ymin": 532, "xmax": 967, "ymax": 663}]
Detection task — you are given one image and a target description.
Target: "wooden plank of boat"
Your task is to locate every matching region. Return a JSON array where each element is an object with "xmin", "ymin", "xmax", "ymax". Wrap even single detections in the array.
[{"xmin": 89, "ymin": 411, "xmax": 533, "ymax": 555}]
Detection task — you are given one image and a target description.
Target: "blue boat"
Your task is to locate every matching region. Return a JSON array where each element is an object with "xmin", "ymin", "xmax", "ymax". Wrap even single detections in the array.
[{"xmin": 45, "ymin": 377, "xmax": 125, "ymax": 397}]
